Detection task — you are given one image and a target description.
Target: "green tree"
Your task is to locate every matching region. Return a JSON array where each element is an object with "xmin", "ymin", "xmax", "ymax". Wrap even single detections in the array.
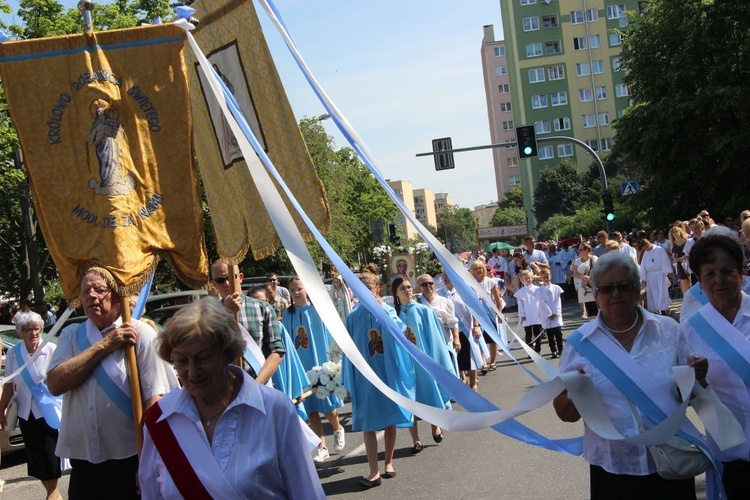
[
  {"xmin": 436, "ymin": 205, "xmax": 476, "ymax": 253},
  {"xmin": 490, "ymin": 207, "xmax": 525, "ymax": 227},
  {"xmin": 614, "ymin": 0, "xmax": 750, "ymax": 224},
  {"xmin": 532, "ymin": 160, "xmax": 589, "ymax": 225},
  {"xmin": 498, "ymin": 186, "xmax": 524, "ymax": 210},
  {"xmin": 298, "ymin": 117, "xmax": 396, "ymax": 269}
]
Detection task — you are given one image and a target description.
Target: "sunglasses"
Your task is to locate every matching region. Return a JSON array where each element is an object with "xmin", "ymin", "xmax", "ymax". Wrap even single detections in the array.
[
  {"xmin": 212, "ymin": 274, "xmax": 238, "ymax": 285},
  {"xmin": 596, "ymin": 283, "xmax": 636, "ymax": 295},
  {"xmin": 419, "ymin": 282, "xmax": 435, "ymax": 288}
]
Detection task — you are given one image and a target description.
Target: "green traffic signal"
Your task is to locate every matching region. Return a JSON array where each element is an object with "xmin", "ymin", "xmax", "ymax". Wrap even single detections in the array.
[{"xmin": 606, "ymin": 212, "xmax": 615, "ymax": 222}]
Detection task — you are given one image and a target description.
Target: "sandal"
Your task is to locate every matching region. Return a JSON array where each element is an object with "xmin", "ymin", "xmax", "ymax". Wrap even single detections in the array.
[
  {"xmin": 432, "ymin": 430, "xmax": 444, "ymax": 443},
  {"xmin": 488, "ymin": 363, "xmax": 497, "ymax": 371},
  {"xmin": 412, "ymin": 442, "xmax": 424, "ymax": 454},
  {"xmin": 479, "ymin": 366, "xmax": 489, "ymax": 375}
]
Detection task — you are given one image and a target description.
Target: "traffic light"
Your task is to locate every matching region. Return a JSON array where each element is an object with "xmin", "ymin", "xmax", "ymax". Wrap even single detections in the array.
[
  {"xmin": 388, "ymin": 223, "xmax": 398, "ymax": 243},
  {"xmin": 601, "ymin": 192, "xmax": 615, "ymax": 222},
  {"xmin": 515, "ymin": 125, "xmax": 538, "ymax": 159}
]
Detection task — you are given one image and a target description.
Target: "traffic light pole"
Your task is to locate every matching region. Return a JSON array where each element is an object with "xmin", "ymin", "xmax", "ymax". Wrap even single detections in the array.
[{"xmin": 416, "ymin": 136, "xmax": 613, "ymax": 234}]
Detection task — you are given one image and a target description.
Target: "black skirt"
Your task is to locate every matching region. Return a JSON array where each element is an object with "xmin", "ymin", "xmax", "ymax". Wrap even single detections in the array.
[{"xmin": 18, "ymin": 412, "xmax": 61, "ymax": 481}]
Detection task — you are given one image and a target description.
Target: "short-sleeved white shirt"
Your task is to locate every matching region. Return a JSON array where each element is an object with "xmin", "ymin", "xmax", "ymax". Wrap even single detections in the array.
[
  {"xmin": 418, "ymin": 294, "xmax": 458, "ymax": 344},
  {"xmin": 683, "ymin": 293, "xmax": 750, "ymax": 462},
  {"xmin": 49, "ymin": 318, "xmax": 176, "ymax": 463},
  {"xmin": 4, "ymin": 342, "xmax": 56, "ymax": 420},
  {"xmin": 558, "ymin": 309, "xmax": 694, "ymax": 476}
]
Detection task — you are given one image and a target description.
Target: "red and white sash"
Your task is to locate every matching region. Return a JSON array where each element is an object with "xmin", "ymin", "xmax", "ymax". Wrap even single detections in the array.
[{"xmin": 144, "ymin": 402, "xmax": 242, "ymax": 499}]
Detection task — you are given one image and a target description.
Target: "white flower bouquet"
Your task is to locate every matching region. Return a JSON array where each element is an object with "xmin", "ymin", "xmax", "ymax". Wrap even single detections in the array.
[{"xmin": 305, "ymin": 361, "xmax": 348, "ymax": 400}]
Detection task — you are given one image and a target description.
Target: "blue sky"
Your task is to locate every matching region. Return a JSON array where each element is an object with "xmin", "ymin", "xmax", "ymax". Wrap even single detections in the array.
[{"xmin": 5, "ymin": 0, "xmax": 505, "ymax": 209}]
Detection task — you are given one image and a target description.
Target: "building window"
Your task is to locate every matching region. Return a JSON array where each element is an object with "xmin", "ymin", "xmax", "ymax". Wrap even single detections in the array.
[
  {"xmin": 498, "ymin": 83, "xmax": 510, "ymax": 94},
  {"xmin": 554, "ymin": 117, "xmax": 571, "ymax": 131},
  {"xmin": 586, "ymin": 9, "xmax": 599, "ymax": 22},
  {"xmin": 574, "ymin": 37, "xmax": 587, "ymax": 50},
  {"xmin": 529, "ymin": 68, "xmax": 546, "ymax": 83},
  {"xmin": 506, "ymin": 157, "xmax": 519, "ymax": 167},
  {"xmin": 526, "ymin": 42, "xmax": 543, "ymax": 57},
  {"xmin": 576, "ymin": 62, "xmax": 591, "ymax": 76},
  {"xmin": 612, "ymin": 57, "xmax": 624, "ymax": 71},
  {"xmin": 609, "ymin": 32, "xmax": 622, "ymax": 46},
  {"xmin": 535, "ymin": 120, "xmax": 551, "ymax": 134},
  {"xmin": 505, "ymin": 139, "xmax": 516, "ymax": 149},
  {"xmin": 570, "ymin": 11, "xmax": 584, "ymax": 24},
  {"xmin": 585, "ymin": 139, "xmax": 599, "ymax": 151},
  {"xmin": 538, "ymin": 145, "xmax": 554, "ymax": 160},
  {"xmin": 523, "ymin": 17, "xmax": 540, "ymax": 31},
  {"xmin": 579, "ymin": 88, "xmax": 593, "ymax": 102},
  {"xmin": 500, "ymin": 102, "xmax": 512, "ymax": 112},
  {"xmin": 542, "ymin": 15, "xmax": 559, "ymax": 29},
  {"xmin": 548, "ymin": 65, "xmax": 565, "ymax": 80},
  {"xmin": 596, "ymin": 86, "xmax": 608, "ymax": 100},
  {"xmin": 582, "ymin": 114, "xmax": 596, "ymax": 128},
  {"xmin": 531, "ymin": 94, "xmax": 549, "ymax": 109},
  {"xmin": 551, "ymin": 91, "xmax": 568, "ymax": 106},
  {"xmin": 619, "ymin": 15, "xmax": 629, "ymax": 28},
  {"xmin": 545, "ymin": 41, "xmax": 561, "ymax": 55},
  {"xmin": 589, "ymin": 34, "xmax": 602, "ymax": 48},
  {"xmin": 493, "ymin": 46, "xmax": 506, "ymax": 57},
  {"xmin": 601, "ymin": 138, "xmax": 613, "ymax": 151},
  {"xmin": 593, "ymin": 60, "xmax": 604, "ymax": 74},
  {"xmin": 557, "ymin": 143, "xmax": 574, "ymax": 157},
  {"xmin": 502, "ymin": 120, "xmax": 515, "ymax": 131},
  {"xmin": 495, "ymin": 65, "xmax": 508, "ymax": 76},
  {"xmin": 615, "ymin": 83, "xmax": 630, "ymax": 97},
  {"xmin": 598, "ymin": 112, "xmax": 610, "ymax": 126},
  {"xmin": 607, "ymin": 5, "xmax": 626, "ymax": 19},
  {"xmin": 509, "ymin": 175, "xmax": 522, "ymax": 187}
]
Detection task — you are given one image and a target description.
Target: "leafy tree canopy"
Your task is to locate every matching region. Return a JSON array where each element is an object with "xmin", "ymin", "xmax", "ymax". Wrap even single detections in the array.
[
  {"xmin": 498, "ymin": 186, "xmax": 524, "ymax": 210},
  {"xmin": 436, "ymin": 205, "xmax": 476, "ymax": 253},
  {"xmin": 614, "ymin": 0, "xmax": 750, "ymax": 225}
]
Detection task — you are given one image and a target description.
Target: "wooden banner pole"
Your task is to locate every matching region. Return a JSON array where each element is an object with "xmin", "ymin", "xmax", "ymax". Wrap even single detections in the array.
[
  {"xmin": 121, "ymin": 297, "xmax": 144, "ymax": 454},
  {"xmin": 229, "ymin": 264, "xmax": 243, "ymax": 367}
]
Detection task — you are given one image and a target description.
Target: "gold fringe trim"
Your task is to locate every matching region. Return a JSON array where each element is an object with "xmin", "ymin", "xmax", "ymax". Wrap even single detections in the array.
[{"xmin": 69, "ymin": 260, "xmax": 161, "ymax": 309}]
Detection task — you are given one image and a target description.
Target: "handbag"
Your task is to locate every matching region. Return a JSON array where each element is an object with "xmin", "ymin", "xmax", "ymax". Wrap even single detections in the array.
[
  {"xmin": 630, "ymin": 400, "xmax": 709, "ymax": 480},
  {"xmin": 4, "ymin": 393, "xmax": 18, "ymax": 431}
]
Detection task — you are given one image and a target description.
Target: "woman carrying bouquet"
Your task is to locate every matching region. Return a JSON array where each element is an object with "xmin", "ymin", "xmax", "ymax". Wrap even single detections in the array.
[{"xmin": 283, "ymin": 277, "xmax": 345, "ymax": 463}]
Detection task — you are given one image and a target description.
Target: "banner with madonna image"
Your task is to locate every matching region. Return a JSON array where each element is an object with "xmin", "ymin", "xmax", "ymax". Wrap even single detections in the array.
[
  {"xmin": 187, "ymin": 0, "xmax": 330, "ymax": 263},
  {"xmin": 0, "ymin": 24, "xmax": 209, "ymax": 302}
]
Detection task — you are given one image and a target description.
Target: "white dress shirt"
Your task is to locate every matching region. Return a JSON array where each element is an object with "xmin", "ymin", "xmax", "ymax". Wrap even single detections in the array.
[
  {"xmin": 418, "ymin": 294, "xmax": 459, "ymax": 344},
  {"xmin": 139, "ymin": 366, "xmax": 325, "ymax": 499},
  {"xmin": 49, "ymin": 318, "xmax": 176, "ymax": 463},
  {"xmin": 559, "ymin": 309, "xmax": 694, "ymax": 476},
  {"xmin": 682, "ymin": 293, "xmax": 750, "ymax": 462},
  {"xmin": 4, "ymin": 342, "xmax": 56, "ymax": 420}
]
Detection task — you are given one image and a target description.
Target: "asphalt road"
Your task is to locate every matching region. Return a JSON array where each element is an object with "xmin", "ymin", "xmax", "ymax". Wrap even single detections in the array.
[{"xmin": 2, "ymin": 296, "xmax": 704, "ymax": 499}]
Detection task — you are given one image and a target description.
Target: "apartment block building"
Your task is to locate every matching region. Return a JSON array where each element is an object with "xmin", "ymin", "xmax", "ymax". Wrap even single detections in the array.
[
  {"xmin": 489, "ymin": 0, "xmax": 636, "ymax": 231},
  {"xmin": 387, "ymin": 180, "xmax": 442, "ymax": 240}
]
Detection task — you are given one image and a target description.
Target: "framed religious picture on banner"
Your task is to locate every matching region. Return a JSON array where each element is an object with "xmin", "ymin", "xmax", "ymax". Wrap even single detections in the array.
[{"xmin": 389, "ymin": 254, "xmax": 416, "ymax": 288}]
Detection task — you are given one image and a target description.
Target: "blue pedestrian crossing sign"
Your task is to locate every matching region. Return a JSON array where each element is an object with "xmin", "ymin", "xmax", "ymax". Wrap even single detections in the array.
[{"xmin": 621, "ymin": 181, "xmax": 638, "ymax": 196}]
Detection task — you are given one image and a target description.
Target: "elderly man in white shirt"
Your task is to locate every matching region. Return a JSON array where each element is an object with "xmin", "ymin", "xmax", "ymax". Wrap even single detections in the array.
[{"xmin": 47, "ymin": 268, "xmax": 176, "ymax": 499}]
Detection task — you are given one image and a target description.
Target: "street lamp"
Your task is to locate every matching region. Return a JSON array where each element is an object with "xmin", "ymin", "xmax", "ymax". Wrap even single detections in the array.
[{"xmin": 315, "ymin": 113, "xmax": 331, "ymax": 122}]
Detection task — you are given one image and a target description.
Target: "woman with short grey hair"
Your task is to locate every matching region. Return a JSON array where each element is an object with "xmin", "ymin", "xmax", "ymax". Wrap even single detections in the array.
[
  {"xmin": 0, "ymin": 311, "xmax": 63, "ymax": 500},
  {"xmin": 589, "ymin": 250, "xmax": 641, "ymax": 293},
  {"xmin": 140, "ymin": 298, "xmax": 324, "ymax": 499}
]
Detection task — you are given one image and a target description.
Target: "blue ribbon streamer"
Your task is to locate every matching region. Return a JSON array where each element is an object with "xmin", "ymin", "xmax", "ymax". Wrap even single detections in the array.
[
  {"xmin": 687, "ymin": 312, "xmax": 750, "ymax": 387},
  {"xmin": 193, "ymin": 34, "xmax": 582, "ymax": 455}
]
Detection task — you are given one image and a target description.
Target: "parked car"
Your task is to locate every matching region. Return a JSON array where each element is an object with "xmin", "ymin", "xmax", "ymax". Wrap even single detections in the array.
[
  {"xmin": 143, "ymin": 290, "xmax": 207, "ymax": 329},
  {"xmin": 0, "ymin": 324, "xmax": 25, "ymax": 460}
]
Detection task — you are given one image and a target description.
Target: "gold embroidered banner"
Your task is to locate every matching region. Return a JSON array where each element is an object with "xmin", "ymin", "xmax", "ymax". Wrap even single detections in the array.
[
  {"xmin": 0, "ymin": 24, "xmax": 209, "ymax": 302},
  {"xmin": 188, "ymin": 0, "xmax": 330, "ymax": 263}
]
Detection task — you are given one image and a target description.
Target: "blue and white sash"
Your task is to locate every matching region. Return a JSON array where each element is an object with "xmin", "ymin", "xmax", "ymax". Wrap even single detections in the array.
[
  {"xmin": 14, "ymin": 343, "xmax": 62, "ymax": 429},
  {"xmin": 687, "ymin": 305, "xmax": 750, "ymax": 388},
  {"xmin": 76, "ymin": 323, "xmax": 132, "ymax": 418},
  {"xmin": 686, "ymin": 282, "xmax": 709, "ymax": 307},
  {"xmin": 566, "ymin": 328, "xmax": 727, "ymax": 497}
]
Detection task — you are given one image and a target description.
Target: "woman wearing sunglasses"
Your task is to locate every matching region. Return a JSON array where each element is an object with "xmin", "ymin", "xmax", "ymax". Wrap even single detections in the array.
[{"xmin": 553, "ymin": 251, "xmax": 707, "ymax": 499}]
